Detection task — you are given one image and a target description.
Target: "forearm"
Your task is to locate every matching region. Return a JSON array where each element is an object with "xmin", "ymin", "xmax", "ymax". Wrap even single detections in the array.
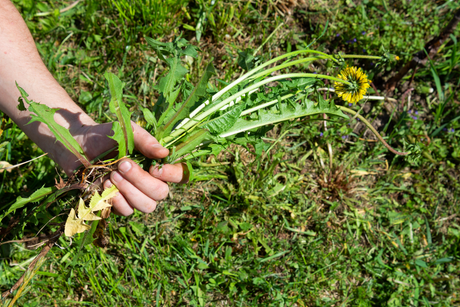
[{"xmin": 0, "ymin": 0, "xmax": 96, "ymax": 167}]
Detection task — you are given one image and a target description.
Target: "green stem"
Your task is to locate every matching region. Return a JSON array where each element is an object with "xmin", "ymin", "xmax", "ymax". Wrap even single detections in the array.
[
  {"xmin": 341, "ymin": 55, "xmax": 382, "ymax": 60},
  {"xmin": 339, "ymin": 106, "xmax": 409, "ymax": 156},
  {"xmin": 248, "ymin": 56, "xmax": 329, "ymax": 81}
]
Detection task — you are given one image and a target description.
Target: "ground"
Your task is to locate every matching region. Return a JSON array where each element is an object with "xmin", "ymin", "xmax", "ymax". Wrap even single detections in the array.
[{"xmin": 0, "ymin": 0, "xmax": 459, "ymax": 306}]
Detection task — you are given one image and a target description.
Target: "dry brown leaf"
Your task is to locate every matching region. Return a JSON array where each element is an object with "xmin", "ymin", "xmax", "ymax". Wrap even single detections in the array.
[
  {"xmin": 100, "ymin": 207, "xmax": 111, "ymax": 219},
  {"xmin": 351, "ymin": 169, "xmax": 377, "ymax": 176},
  {"xmin": 54, "ymin": 177, "xmax": 66, "ymax": 189}
]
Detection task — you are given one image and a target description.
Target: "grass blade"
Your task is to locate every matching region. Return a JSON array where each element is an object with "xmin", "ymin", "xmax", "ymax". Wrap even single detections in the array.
[{"xmin": 258, "ymin": 250, "xmax": 290, "ymax": 263}]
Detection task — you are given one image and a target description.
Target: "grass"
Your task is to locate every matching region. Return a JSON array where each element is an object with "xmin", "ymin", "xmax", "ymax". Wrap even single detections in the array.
[{"xmin": 1, "ymin": 0, "xmax": 460, "ymax": 306}]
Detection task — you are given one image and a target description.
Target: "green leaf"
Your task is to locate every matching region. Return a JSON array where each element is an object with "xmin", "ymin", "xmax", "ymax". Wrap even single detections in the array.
[
  {"xmin": 186, "ymin": 160, "xmax": 194, "ymax": 181},
  {"xmin": 258, "ymin": 250, "xmax": 290, "ymax": 263},
  {"xmin": 173, "ymin": 129, "xmax": 211, "ymax": 160},
  {"xmin": 431, "ymin": 115, "xmax": 460, "ymax": 137},
  {"xmin": 220, "ymin": 99, "xmax": 347, "ymax": 138},
  {"xmin": 238, "ymin": 49, "xmax": 256, "ymax": 71},
  {"xmin": 16, "ymin": 84, "xmax": 90, "ymax": 168},
  {"xmin": 430, "ymin": 66, "xmax": 444, "ymax": 102},
  {"xmin": 157, "ymin": 57, "xmax": 188, "ymax": 97},
  {"xmin": 183, "ymin": 45, "xmax": 198, "ymax": 58},
  {"xmin": 415, "ymin": 259, "xmax": 428, "ymax": 268},
  {"xmin": 141, "ymin": 108, "xmax": 156, "ymax": 128},
  {"xmin": 152, "ymin": 57, "xmax": 188, "ymax": 137},
  {"xmin": 434, "ymin": 257, "xmax": 454, "ymax": 265},
  {"xmin": 155, "ymin": 88, "xmax": 181, "ymax": 128},
  {"xmin": 145, "ymin": 36, "xmax": 198, "ymax": 59},
  {"xmin": 209, "ymin": 143, "xmax": 226, "ymax": 157},
  {"xmin": 254, "ymin": 139, "xmax": 271, "ymax": 156},
  {"xmin": 105, "ymin": 72, "xmax": 134, "ymax": 158},
  {"xmin": 129, "ymin": 221, "xmax": 146, "ymax": 237},
  {"xmin": 201, "ymin": 102, "xmax": 245, "ymax": 135},
  {"xmin": 109, "ymin": 122, "xmax": 127, "ymax": 159},
  {"xmin": 0, "ymin": 186, "xmax": 56, "ymax": 223},
  {"xmin": 145, "ymin": 37, "xmax": 176, "ymax": 58},
  {"xmin": 160, "ymin": 62, "xmax": 216, "ymax": 138}
]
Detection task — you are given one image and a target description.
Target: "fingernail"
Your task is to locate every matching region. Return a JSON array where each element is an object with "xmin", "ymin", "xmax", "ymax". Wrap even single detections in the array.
[
  {"xmin": 112, "ymin": 171, "xmax": 123, "ymax": 183},
  {"xmin": 104, "ymin": 179, "xmax": 113, "ymax": 188},
  {"xmin": 118, "ymin": 160, "xmax": 132, "ymax": 174},
  {"xmin": 152, "ymin": 144, "xmax": 164, "ymax": 150},
  {"xmin": 152, "ymin": 166, "xmax": 163, "ymax": 177}
]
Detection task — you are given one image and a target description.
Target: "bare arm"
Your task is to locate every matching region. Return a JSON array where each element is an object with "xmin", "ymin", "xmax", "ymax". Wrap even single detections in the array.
[
  {"xmin": 0, "ymin": 0, "xmax": 98, "ymax": 171},
  {"xmin": 0, "ymin": 0, "xmax": 186, "ymax": 216}
]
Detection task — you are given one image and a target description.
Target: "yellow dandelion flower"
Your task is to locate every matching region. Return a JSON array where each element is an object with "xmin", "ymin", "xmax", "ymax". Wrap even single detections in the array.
[
  {"xmin": 395, "ymin": 55, "xmax": 400, "ymax": 61},
  {"xmin": 136, "ymin": 118, "xmax": 147, "ymax": 128},
  {"xmin": 334, "ymin": 66, "xmax": 370, "ymax": 104}
]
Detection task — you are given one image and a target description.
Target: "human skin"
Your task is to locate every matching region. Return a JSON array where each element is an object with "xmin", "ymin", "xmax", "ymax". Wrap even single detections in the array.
[{"xmin": 0, "ymin": 0, "xmax": 185, "ymax": 216}]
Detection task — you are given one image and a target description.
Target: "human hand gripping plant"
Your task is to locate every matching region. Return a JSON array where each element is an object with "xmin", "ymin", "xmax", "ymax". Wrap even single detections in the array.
[{"xmin": 2, "ymin": 35, "xmax": 410, "ymax": 301}]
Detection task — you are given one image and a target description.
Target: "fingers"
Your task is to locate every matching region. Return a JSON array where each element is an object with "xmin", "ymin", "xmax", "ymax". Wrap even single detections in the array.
[
  {"xmin": 103, "ymin": 179, "xmax": 134, "ymax": 216},
  {"xmin": 131, "ymin": 124, "xmax": 189, "ymax": 183},
  {"xmin": 132, "ymin": 123, "xmax": 169, "ymax": 159},
  {"xmin": 150, "ymin": 163, "xmax": 190, "ymax": 184},
  {"xmin": 116, "ymin": 159, "xmax": 170, "ymax": 200},
  {"xmin": 104, "ymin": 158, "xmax": 170, "ymax": 215}
]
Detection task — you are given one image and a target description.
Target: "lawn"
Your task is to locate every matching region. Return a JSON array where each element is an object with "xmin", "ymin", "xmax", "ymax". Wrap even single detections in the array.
[{"xmin": 1, "ymin": 0, "xmax": 460, "ymax": 306}]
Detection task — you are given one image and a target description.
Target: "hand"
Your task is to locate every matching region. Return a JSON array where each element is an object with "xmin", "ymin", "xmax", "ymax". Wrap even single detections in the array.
[
  {"xmin": 62, "ymin": 122, "xmax": 188, "ymax": 216},
  {"xmin": 0, "ymin": 1, "xmax": 187, "ymax": 216},
  {"xmin": 103, "ymin": 124, "xmax": 188, "ymax": 216}
]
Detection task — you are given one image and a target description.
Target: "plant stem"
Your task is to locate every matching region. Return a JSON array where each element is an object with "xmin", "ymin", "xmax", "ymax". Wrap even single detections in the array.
[
  {"xmin": 248, "ymin": 56, "xmax": 329, "ymax": 81},
  {"xmin": 323, "ymin": 113, "xmax": 333, "ymax": 170},
  {"xmin": 339, "ymin": 106, "xmax": 409, "ymax": 156},
  {"xmin": 317, "ymin": 88, "xmax": 384, "ymax": 100},
  {"xmin": 341, "ymin": 55, "xmax": 382, "ymax": 60}
]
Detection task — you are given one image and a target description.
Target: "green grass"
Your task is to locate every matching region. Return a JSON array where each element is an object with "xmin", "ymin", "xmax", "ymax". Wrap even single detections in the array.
[{"xmin": 1, "ymin": 0, "xmax": 460, "ymax": 306}]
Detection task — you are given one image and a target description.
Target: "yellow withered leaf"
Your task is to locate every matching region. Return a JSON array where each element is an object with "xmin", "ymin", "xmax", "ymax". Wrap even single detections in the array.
[
  {"xmin": 77, "ymin": 198, "xmax": 101, "ymax": 221},
  {"xmin": 65, "ymin": 208, "xmax": 91, "ymax": 237},
  {"xmin": 64, "ymin": 186, "xmax": 118, "ymax": 237},
  {"xmin": 0, "ymin": 161, "xmax": 13, "ymax": 173},
  {"xmin": 88, "ymin": 185, "xmax": 118, "ymax": 212}
]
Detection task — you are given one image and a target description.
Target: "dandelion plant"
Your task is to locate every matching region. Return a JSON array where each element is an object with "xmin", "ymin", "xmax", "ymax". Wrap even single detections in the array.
[{"xmin": 2, "ymin": 37, "xmax": 411, "ymax": 298}]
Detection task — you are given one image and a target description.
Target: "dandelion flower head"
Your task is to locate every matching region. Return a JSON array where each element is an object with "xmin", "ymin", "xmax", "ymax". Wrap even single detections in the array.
[{"xmin": 334, "ymin": 66, "xmax": 370, "ymax": 104}]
